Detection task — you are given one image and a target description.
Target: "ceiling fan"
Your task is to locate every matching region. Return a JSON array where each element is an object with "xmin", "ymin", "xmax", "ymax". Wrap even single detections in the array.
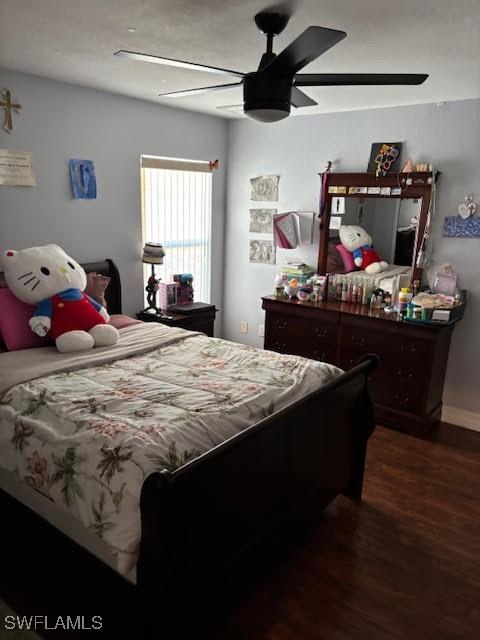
[{"xmin": 114, "ymin": 9, "xmax": 428, "ymax": 123}]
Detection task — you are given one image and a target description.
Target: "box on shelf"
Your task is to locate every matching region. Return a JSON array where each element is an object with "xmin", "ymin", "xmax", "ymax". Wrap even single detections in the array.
[
  {"xmin": 172, "ymin": 273, "xmax": 194, "ymax": 305},
  {"xmin": 157, "ymin": 282, "xmax": 177, "ymax": 310}
]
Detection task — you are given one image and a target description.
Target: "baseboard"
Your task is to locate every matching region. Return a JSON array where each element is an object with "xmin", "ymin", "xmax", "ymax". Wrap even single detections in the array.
[{"xmin": 441, "ymin": 406, "xmax": 480, "ymax": 432}]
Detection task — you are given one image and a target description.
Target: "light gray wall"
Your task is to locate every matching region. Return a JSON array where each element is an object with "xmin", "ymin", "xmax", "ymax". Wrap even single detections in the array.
[
  {"xmin": 1, "ymin": 69, "xmax": 478, "ymax": 415},
  {"xmin": 224, "ymin": 99, "xmax": 480, "ymax": 415},
  {"xmin": 0, "ymin": 69, "xmax": 228, "ymax": 327}
]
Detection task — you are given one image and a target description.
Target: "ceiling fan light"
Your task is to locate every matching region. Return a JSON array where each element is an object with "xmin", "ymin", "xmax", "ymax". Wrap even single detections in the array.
[{"xmin": 245, "ymin": 108, "xmax": 289, "ymax": 123}]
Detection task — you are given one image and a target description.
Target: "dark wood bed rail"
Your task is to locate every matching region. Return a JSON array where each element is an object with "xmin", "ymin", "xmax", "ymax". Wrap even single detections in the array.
[{"xmin": 138, "ymin": 354, "xmax": 378, "ymax": 603}]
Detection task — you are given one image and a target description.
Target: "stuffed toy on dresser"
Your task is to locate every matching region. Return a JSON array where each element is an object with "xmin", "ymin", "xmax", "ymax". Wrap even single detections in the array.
[
  {"xmin": 0, "ymin": 244, "xmax": 119, "ymax": 353},
  {"xmin": 339, "ymin": 225, "xmax": 388, "ymax": 274}
]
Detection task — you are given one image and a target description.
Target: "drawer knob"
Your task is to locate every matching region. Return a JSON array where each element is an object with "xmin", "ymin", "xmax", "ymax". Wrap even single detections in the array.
[
  {"xmin": 400, "ymin": 344, "xmax": 416, "ymax": 353},
  {"xmin": 397, "ymin": 369, "xmax": 414, "ymax": 378},
  {"xmin": 315, "ymin": 328, "xmax": 328, "ymax": 338}
]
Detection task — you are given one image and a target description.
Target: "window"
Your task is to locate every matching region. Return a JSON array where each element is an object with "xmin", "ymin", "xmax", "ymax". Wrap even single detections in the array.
[{"xmin": 141, "ymin": 155, "xmax": 213, "ymax": 303}]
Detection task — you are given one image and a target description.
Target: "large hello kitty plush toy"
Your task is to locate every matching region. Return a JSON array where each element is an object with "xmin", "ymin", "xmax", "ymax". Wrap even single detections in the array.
[
  {"xmin": 338, "ymin": 225, "xmax": 389, "ymax": 275},
  {"xmin": 1, "ymin": 244, "xmax": 119, "ymax": 353}
]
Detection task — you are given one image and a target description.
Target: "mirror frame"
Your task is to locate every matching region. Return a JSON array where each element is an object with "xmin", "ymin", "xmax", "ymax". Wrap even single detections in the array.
[{"xmin": 317, "ymin": 172, "xmax": 439, "ymax": 283}]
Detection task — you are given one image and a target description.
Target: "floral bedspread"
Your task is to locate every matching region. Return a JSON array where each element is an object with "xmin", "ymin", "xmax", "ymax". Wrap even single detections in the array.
[{"xmin": 0, "ymin": 328, "xmax": 342, "ymax": 575}]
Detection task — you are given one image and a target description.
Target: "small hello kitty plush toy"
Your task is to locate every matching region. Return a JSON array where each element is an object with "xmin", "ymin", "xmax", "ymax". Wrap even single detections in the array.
[
  {"xmin": 0, "ymin": 244, "xmax": 119, "ymax": 353},
  {"xmin": 338, "ymin": 225, "xmax": 388, "ymax": 275}
]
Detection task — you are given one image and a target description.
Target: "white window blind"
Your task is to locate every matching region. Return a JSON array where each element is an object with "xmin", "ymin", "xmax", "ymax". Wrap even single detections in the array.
[{"xmin": 141, "ymin": 156, "xmax": 213, "ymax": 303}]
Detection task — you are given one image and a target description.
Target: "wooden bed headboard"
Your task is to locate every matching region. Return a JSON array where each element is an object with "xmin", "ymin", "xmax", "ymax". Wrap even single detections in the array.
[
  {"xmin": 0, "ymin": 258, "xmax": 122, "ymax": 315},
  {"xmin": 82, "ymin": 259, "xmax": 122, "ymax": 314}
]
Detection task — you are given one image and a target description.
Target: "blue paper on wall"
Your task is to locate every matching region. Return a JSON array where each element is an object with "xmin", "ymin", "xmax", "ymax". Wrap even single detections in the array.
[
  {"xmin": 443, "ymin": 216, "xmax": 480, "ymax": 238},
  {"xmin": 68, "ymin": 159, "xmax": 97, "ymax": 199}
]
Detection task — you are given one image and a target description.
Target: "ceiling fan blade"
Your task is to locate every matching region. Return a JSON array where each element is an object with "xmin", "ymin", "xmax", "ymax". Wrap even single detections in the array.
[
  {"xmin": 294, "ymin": 73, "xmax": 429, "ymax": 86},
  {"xmin": 159, "ymin": 82, "xmax": 243, "ymax": 98},
  {"xmin": 217, "ymin": 104, "xmax": 245, "ymax": 114},
  {"xmin": 114, "ymin": 50, "xmax": 245, "ymax": 78},
  {"xmin": 263, "ymin": 26, "xmax": 346, "ymax": 76},
  {"xmin": 291, "ymin": 87, "xmax": 317, "ymax": 107}
]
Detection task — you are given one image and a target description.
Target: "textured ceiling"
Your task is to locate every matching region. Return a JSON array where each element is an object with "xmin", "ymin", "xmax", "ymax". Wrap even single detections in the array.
[{"xmin": 1, "ymin": 0, "xmax": 479, "ymax": 119}]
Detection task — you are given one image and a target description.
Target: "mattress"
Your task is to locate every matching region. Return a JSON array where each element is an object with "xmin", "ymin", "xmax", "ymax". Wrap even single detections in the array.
[
  {"xmin": 0, "ymin": 323, "xmax": 342, "ymax": 577},
  {"xmin": 0, "ymin": 465, "xmax": 136, "ymax": 580}
]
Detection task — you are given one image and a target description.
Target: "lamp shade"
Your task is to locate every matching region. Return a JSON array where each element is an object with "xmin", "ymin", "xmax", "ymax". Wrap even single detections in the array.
[{"xmin": 142, "ymin": 242, "xmax": 165, "ymax": 264}]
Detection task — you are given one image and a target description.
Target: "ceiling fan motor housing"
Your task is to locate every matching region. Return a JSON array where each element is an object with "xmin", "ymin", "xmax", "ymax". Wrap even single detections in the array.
[{"xmin": 243, "ymin": 72, "xmax": 292, "ymax": 122}]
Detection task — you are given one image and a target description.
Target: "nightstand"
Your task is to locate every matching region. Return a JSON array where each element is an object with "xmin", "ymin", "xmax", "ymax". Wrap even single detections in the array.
[{"xmin": 137, "ymin": 303, "xmax": 217, "ymax": 337}]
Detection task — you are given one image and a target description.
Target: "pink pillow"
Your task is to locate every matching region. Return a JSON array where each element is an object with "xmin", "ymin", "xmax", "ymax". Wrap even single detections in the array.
[
  {"xmin": 0, "ymin": 288, "xmax": 50, "ymax": 351},
  {"xmin": 109, "ymin": 314, "xmax": 142, "ymax": 330},
  {"xmin": 85, "ymin": 272, "xmax": 110, "ymax": 308},
  {"xmin": 335, "ymin": 244, "xmax": 357, "ymax": 273}
]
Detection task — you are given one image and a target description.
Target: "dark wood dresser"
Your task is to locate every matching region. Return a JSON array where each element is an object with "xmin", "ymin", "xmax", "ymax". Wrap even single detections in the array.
[{"xmin": 262, "ymin": 295, "xmax": 461, "ymax": 436}]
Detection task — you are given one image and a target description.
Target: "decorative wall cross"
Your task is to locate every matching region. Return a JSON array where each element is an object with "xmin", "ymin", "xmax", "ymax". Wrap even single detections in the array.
[{"xmin": 0, "ymin": 89, "xmax": 22, "ymax": 133}]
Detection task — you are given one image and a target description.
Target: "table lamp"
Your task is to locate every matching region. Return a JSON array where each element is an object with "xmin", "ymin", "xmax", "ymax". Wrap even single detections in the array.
[{"xmin": 142, "ymin": 242, "xmax": 165, "ymax": 316}]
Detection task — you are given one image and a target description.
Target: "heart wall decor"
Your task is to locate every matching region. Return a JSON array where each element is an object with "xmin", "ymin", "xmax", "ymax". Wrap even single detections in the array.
[{"xmin": 457, "ymin": 195, "xmax": 476, "ymax": 220}]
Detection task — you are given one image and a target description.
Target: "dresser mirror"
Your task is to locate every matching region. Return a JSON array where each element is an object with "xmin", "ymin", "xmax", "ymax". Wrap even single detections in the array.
[
  {"xmin": 317, "ymin": 172, "xmax": 438, "ymax": 282},
  {"xmin": 327, "ymin": 197, "xmax": 421, "ymax": 274}
]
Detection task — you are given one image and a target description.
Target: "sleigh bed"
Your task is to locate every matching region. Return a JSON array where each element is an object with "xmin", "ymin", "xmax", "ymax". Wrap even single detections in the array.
[{"xmin": 0, "ymin": 259, "xmax": 377, "ymax": 614}]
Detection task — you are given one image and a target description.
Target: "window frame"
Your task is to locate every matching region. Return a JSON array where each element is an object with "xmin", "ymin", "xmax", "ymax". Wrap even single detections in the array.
[{"xmin": 140, "ymin": 155, "xmax": 214, "ymax": 304}]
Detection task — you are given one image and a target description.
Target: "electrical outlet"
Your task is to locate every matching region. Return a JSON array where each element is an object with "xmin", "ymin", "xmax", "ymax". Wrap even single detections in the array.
[
  {"xmin": 240, "ymin": 321, "xmax": 248, "ymax": 334},
  {"xmin": 258, "ymin": 324, "xmax": 265, "ymax": 337}
]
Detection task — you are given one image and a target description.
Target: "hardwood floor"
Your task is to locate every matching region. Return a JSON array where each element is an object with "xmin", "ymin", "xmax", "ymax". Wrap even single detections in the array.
[
  {"xmin": 1, "ymin": 423, "xmax": 479, "ymax": 639},
  {"xmin": 209, "ymin": 424, "xmax": 480, "ymax": 640}
]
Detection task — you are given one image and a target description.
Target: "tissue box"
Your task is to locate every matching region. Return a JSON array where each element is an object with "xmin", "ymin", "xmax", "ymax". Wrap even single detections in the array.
[{"xmin": 431, "ymin": 309, "xmax": 451, "ymax": 323}]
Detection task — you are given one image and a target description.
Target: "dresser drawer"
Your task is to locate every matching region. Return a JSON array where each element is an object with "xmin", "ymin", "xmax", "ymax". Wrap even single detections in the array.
[
  {"xmin": 340, "ymin": 324, "xmax": 428, "ymax": 367},
  {"xmin": 307, "ymin": 345, "xmax": 338, "ymax": 364},
  {"xmin": 340, "ymin": 349, "xmax": 420, "ymax": 384},
  {"xmin": 341, "ymin": 326, "xmax": 380, "ymax": 352},
  {"xmin": 394, "ymin": 341, "xmax": 427, "ymax": 362},
  {"xmin": 265, "ymin": 315, "xmax": 338, "ymax": 364},
  {"xmin": 340, "ymin": 345, "xmax": 424, "ymax": 413},
  {"xmin": 371, "ymin": 378, "xmax": 423, "ymax": 413}
]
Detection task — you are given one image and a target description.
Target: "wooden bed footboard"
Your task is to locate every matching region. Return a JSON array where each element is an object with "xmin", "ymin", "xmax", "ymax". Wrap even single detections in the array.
[{"xmin": 138, "ymin": 354, "xmax": 378, "ymax": 602}]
